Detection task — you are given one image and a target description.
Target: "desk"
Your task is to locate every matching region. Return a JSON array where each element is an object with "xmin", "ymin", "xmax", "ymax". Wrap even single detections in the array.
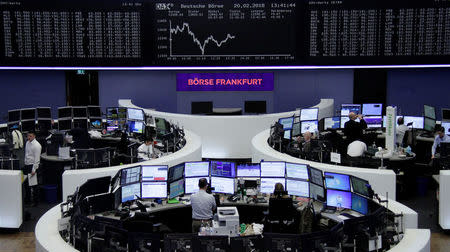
[
  {"xmin": 41, "ymin": 153, "xmax": 74, "ymax": 201},
  {"xmin": 373, "ymin": 152, "xmax": 416, "ymax": 162},
  {"xmin": 212, "ymin": 108, "xmax": 243, "ymax": 115},
  {"xmin": 0, "ymin": 170, "xmax": 22, "ymax": 228}
]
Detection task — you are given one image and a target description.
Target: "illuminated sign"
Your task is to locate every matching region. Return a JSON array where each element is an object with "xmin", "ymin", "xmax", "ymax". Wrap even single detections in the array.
[{"xmin": 176, "ymin": 73, "xmax": 274, "ymax": 91}]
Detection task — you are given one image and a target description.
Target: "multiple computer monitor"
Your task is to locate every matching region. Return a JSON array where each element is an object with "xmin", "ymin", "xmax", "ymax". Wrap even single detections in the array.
[
  {"xmin": 116, "ymin": 161, "xmax": 372, "ymax": 216},
  {"xmin": 7, "ymin": 107, "xmax": 52, "ymax": 132},
  {"xmin": 106, "ymin": 107, "xmax": 145, "ymax": 134}
]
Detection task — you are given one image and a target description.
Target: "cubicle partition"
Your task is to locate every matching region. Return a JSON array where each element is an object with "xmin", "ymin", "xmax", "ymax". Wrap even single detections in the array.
[
  {"xmin": 62, "ymin": 129, "xmax": 202, "ymax": 200},
  {"xmin": 119, "ymin": 99, "xmax": 334, "ymax": 158}
]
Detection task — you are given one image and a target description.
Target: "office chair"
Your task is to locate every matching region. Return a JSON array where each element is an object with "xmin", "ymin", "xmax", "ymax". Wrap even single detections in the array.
[{"xmin": 266, "ymin": 197, "xmax": 297, "ymax": 233}]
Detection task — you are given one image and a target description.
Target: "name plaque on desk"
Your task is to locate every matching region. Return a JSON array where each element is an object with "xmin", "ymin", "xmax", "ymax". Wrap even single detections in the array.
[{"xmin": 176, "ymin": 73, "xmax": 274, "ymax": 91}]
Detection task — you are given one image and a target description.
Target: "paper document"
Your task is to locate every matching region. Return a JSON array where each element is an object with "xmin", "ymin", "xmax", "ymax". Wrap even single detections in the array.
[{"xmin": 27, "ymin": 173, "xmax": 38, "ymax": 186}]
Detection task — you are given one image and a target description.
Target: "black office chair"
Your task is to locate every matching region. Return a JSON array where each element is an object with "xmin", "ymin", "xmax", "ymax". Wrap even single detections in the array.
[
  {"xmin": 128, "ymin": 232, "xmax": 162, "ymax": 252},
  {"xmin": 266, "ymin": 197, "xmax": 297, "ymax": 233},
  {"xmin": 164, "ymin": 233, "xmax": 195, "ymax": 252}
]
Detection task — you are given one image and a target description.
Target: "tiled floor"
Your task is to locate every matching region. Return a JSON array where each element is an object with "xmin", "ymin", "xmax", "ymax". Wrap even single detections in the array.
[{"xmin": 0, "ymin": 232, "xmax": 35, "ymax": 252}]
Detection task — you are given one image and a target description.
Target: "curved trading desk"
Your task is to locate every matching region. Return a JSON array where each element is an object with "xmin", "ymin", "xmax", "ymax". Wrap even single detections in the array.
[
  {"xmin": 118, "ymin": 98, "xmax": 334, "ymax": 158},
  {"xmin": 62, "ymin": 129, "xmax": 202, "ymax": 200}
]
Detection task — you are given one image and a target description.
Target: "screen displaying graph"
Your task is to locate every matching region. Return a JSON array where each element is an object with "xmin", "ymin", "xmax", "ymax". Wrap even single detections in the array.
[{"xmin": 154, "ymin": 1, "xmax": 297, "ymax": 65}]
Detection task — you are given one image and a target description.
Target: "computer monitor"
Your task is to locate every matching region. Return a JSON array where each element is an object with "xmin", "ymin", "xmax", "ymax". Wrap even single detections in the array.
[
  {"xmin": 301, "ymin": 120, "xmax": 318, "ymax": 134},
  {"xmin": 8, "ymin": 110, "xmax": 20, "ymax": 122},
  {"xmin": 309, "ymin": 167, "xmax": 323, "ymax": 186},
  {"xmin": 106, "ymin": 119, "xmax": 123, "ymax": 132},
  {"xmin": 127, "ymin": 108, "xmax": 145, "ymax": 121},
  {"xmin": 210, "ymin": 161, "xmax": 236, "ymax": 178},
  {"xmin": 309, "ymin": 183, "xmax": 325, "ymax": 202},
  {"xmin": 260, "ymin": 178, "xmax": 285, "ymax": 194},
  {"xmin": 107, "ymin": 107, "xmax": 127, "ymax": 120},
  {"xmin": 424, "ymin": 105, "xmax": 436, "ymax": 119},
  {"xmin": 351, "ymin": 176, "xmax": 370, "ymax": 197},
  {"xmin": 120, "ymin": 166, "xmax": 141, "ymax": 185},
  {"xmin": 286, "ymin": 179, "xmax": 309, "ymax": 197},
  {"xmin": 284, "ymin": 130, "xmax": 291, "ymax": 140},
  {"xmin": 285, "ymin": 163, "xmax": 309, "ymax": 180},
  {"xmin": 351, "ymin": 193, "xmax": 368, "ymax": 215},
  {"xmin": 141, "ymin": 165, "xmax": 168, "ymax": 181},
  {"xmin": 155, "ymin": 117, "xmax": 168, "ymax": 133},
  {"xmin": 36, "ymin": 107, "xmax": 51, "ymax": 119},
  {"xmin": 185, "ymin": 177, "xmax": 209, "ymax": 194},
  {"xmin": 264, "ymin": 233, "xmax": 301, "ymax": 252},
  {"xmin": 37, "ymin": 119, "xmax": 52, "ymax": 132},
  {"xmin": 73, "ymin": 118, "xmax": 88, "ymax": 129},
  {"xmin": 278, "ymin": 117, "xmax": 295, "ymax": 130},
  {"xmin": 21, "ymin": 120, "xmax": 36, "ymax": 132},
  {"xmin": 128, "ymin": 121, "xmax": 144, "ymax": 134},
  {"xmin": 89, "ymin": 118, "xmax": 102, "ymax": 130},
  {"xmin": 364, "ymin": 116, "xmax": 383, "ymax": 128},
  {"xmin": 73, "ymin": 107, "xmax": 88, "ymax": 118},
  {"xmin": 164, "ymin": 234, "xmax": 195, "ymax": 252},
  {"xmin": 260, "ymin": 161, "xmax": 285, "ymax": 177},
  {"xmin": 191, "ymin": 101, "xmax": 213, "ymax": 114},
  {"xmin": 230, "ymin": 235, "xmax": 264, "ymax": 252},
  {"xmin": 58, "ymin": 119, "xmax": 72, "ymax": 131},
  {"xmin": 403, "ymin": 116, "xmax": 424, "ymax": 129},
  {"xmin": 88, "ymin": 106, "xmax": 102, "ymax": 118},
  {"xmin": 245, "ymin": 100, "xmax": 266, "ymax": 114},
  {"xmin": 21, "ymin": 108, "xmax": 36, "ymax": 120},
  {"xmin": 326, "ymin": 189, "xmax": 351, "ymax": 209},
  {"xmin": 442, "ymin": 108, "xmax": 450, "ymax": 122},
  {"xmin": 340, "ymin": 116, "xmax": 360, "ymax": 128},
  {"xmin": 324, "ymin": 172, "xmax": 351, "ymax": 191},
  {"xmin": 237, "ymin": 163, "xmax": 260, "ymax": 177},
  {"xmin": 300, "ymin": 108, "xmax": 319, "ymax": 121},
  {"xmin": 58, "ymin": 107, "xmax": 72, "ymax": 119},
  {"xmin": 341, "ymin": 104, "xmax": 361, "ymax": 116},
  {"xmin": 169, "ymin": 179, "xmax": 185, "ymax": 199},
  {"xmin": 211, "ymin": 176, "xmax": 235, "ymax": 194},
  {"xmin": 168, "ymin": 163, "xmax": 184, "ymax": 182},
  {"xmin": 324, "ymin": 117, "xmax": 340, "ymax": 130},
  {"xmin": 291, "ymin": 122, "xmax": 301, "ymax": 137},
  {"xmin": 441, "ymin": 122, "xmax": 450, "ymax": 135},
  {"xmin": 440, "ymin": 143, "xmax": 450, "ymax": 158},
  {"xmin": 121, "ymin": 182, "xmax": 141, "ymax": 203},
  {"xmin": 184, "ymin": 161, "xmax": 209, "ymax": 177},
  {"xmin": 141, "ymin": 181, "xmax": 167, "ymax": 199},
  {"xmin": 424, "ymin": 117, "xmax": 436, "ymax": 132},
  {"xmin": 362, "ymin": 103, "xmax": 383, "ymax": 116}
]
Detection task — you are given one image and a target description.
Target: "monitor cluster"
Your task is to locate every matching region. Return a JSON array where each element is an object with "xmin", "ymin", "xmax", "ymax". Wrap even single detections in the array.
[
  {"xmin": 278, "ymin": 108, "xmax": 319, "ymax": 140},
  {"xmin": 105, "ymin": 107, "xmax": 146, "ymax": 134},
  {"xmin": 112, "ymin": 161, "xmax": 373, "ymax": 215},
  {"xmin": 57, "ymin": 106, "xmax": 103, "ymax": 131},
  {"xmin": 7, "ymin": 107, "xmax": 52, "ymax": 133}
]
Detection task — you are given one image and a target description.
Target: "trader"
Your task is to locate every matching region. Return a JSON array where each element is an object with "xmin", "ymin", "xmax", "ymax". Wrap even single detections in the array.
[
  {"xmin": 432, "ymin": 126, "xmax": 450, "ymax": 159},
  {"xmin": 272, "ymin": 183, "xmax": 289, "ymax": 199},
  {"xmin": 24, "ymin": 131, "xmax": 42, "ymax": 206},
  {"xmin": 344, "ymin": 112, "xmax": 367, "ymax": 143},
  {"xmin": 191, "ymin": 178, "xmax": 216, "ymax": 233},
  {"xmin": 396, "ymin": 117, "xmax": 409, "ymax": 146},
  {"xmin": 137, "ymin": 137, "xmax": 154, "ymax": 161}
]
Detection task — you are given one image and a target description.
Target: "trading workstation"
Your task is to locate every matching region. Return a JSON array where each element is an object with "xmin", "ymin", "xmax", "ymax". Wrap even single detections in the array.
[{"xmin": 60, "ymin": 160, "xmax": 403, "ymax": 252}]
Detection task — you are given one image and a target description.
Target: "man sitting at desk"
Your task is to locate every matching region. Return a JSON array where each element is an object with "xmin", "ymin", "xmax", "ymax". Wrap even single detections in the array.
[
  {"xmin": 396, "ymin": 117, "xmax": 409, "ymax": 146},
  {"xmin": 137, "ymin": 137, "xmax": 154, "ymax": 161},
  {"xmin": 432, "ymin": 126, "xmax": 450, "ymax": 159},
  {"xmin": 344, "ymin": 112, "xmax": 367, "ymax": 144},
  {"xmin": 191, "ymin": 178, "xmax": 216, "ymax": 233}
]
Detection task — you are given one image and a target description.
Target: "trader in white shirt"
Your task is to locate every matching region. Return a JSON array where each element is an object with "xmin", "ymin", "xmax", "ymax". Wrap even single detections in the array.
[
  {"xmin": 396, "ymin": 117, "xmax": 409, "ymax": 146},
  {"xmin": 24, "ymin": 131, "xmax": 42, "ymax": 206},
  {"xmin": 432, "ymin": 127, "xmax": 450, "ymax": 159},
  {"xmin": 347, "ymin": 140, "xmax": 367, "ymax": 157},
  {"xmin": 191, "ymin": 178, "xmax": 216, "ymax": 233},
  {"xmin": 137, "ymin": 138, "xmax": 154, "ymax": 161}
]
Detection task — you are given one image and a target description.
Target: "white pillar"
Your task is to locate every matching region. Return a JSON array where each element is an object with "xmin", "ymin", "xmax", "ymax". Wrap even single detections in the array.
[{"xmin": 385, "ymin": 106, "xmax": 397, "ymax": 153}]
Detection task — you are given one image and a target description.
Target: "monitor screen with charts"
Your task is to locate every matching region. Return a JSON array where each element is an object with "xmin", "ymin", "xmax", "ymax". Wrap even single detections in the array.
[
  {"xmin": 326, "ymin": 189, "xmax": 351, "ymax": 209},
  {"xmin": 424, "ymin": 105, "xmax": 436, "ymax": 120},
  {"xmin": 403, "ymin": 116, "xmax": 424, "ymax": 129},
  {"xmin": 141, "ymin": 165, "xmax": 168, "ymax": 181},
  {"xmin": 127, "ymin": 108, "xmax": 145, "ymax": 121},
  {"xmin": 341, "ymin": 104, "xmax": 361, "ymax": 116},
  {"xmin": 309, "ymin": 183, "xmax": 325, "ymax": 202},
  {"xmin": 210, "ymin": 161, "xmax": 236, "ymax": 178},
  {"xmin": 169, "ymin": 179, "xmax": 185, "ymax": 199},
  {"xmin": 441, "ymin": 122, "xmax": 450, "ymax": 135},
  {"xmin": 278, "ymin": 117, "xmax": 295, "ymax": 130},
  {"xmin": 120, "ymin": 166, "xmax": 141, "ymax": 185},
  {"xmin": 301, "ymin": 120, "xmax": 318, "ymax": 134},
  {"xmin": 309, "ymin": 167, "xmax": 323, "ymax": 186},
  {"xmin": 292, "ymin": 122, "xmax": 301, "ymax": 137},
  {"xmin": 284, "ymin": 130, "xmax": 291, "ymax": 140},
  {"xmin": 260, "ymin": 161, "xmax": 285, "ymax": 177},
  {"xmin": 121, "ymin": 182, "xmax": 141, "ymax": 203},
  {"xmin": 324, "ymin": 117, "xmax": 340, "ymax": 130},
  {"xmin": 362, "ymin": 103, "xmax": 383, "ymax": 116},
  {"xmin": 300, "ymin": 108, "xmax": 319, "ymax": 121},
  {"xmin": 351, "ymin": 176, "xmax": 370, "ymax": 197},
  {"xmin": 324, "ymin": 172, "xmax": 351, "ymax": 191},
  {"xmin": 286, "ymin": 179, "xmax": 309, "ymax": 197},
  {"xmin": 184, "ymin": 162, "xmax": 209, "ymax": 177},
  {"xmin": 285, "ymin": 163, "xmax": 309, "ymax": 180},
  {"xmin": 168, "ymin": 163, "xmax": 185, "ymax": 182},
  {"xmin": 237, "ymin": 163, "xmax": 260, "ymax": 177},
  {"xmin": 185, "ymin": 177, "xmax": 209, "ymax": 194},
  {"xmin": 260, "ymin": 178, "xmax": 285, "ymax": 194},
  {"xmin": 351, "ymin": 193, "xmax": 368, "ymax": 215},
  {"xmin": 142, "ymin": 182, "xmax": 167, "ymax": 199},
  {"xmin": 211, "ymin": 176, "xmax": 235, "ymax": 194},
  {"xmin": 128, "ymin": 121, "xmax": 144, "ymax": 134},
  {"xmin": 424, "ymin": 117, "xmax": 436, "ymax": 132},
  {"xmin": 364, "ymin": 116, "xmax": 383, "ymax": 128}
]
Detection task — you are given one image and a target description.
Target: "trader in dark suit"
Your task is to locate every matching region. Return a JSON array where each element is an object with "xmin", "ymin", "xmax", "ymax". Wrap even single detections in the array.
[{"xmin": 344, "ymin": 112, "xmax": 367, "ymax": 144}]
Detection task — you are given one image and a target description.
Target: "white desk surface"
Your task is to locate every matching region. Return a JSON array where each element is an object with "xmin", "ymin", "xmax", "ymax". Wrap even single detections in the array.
[{"xmin": 0, "ymin": 170, "xmax": 22, "ymax": 228}]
